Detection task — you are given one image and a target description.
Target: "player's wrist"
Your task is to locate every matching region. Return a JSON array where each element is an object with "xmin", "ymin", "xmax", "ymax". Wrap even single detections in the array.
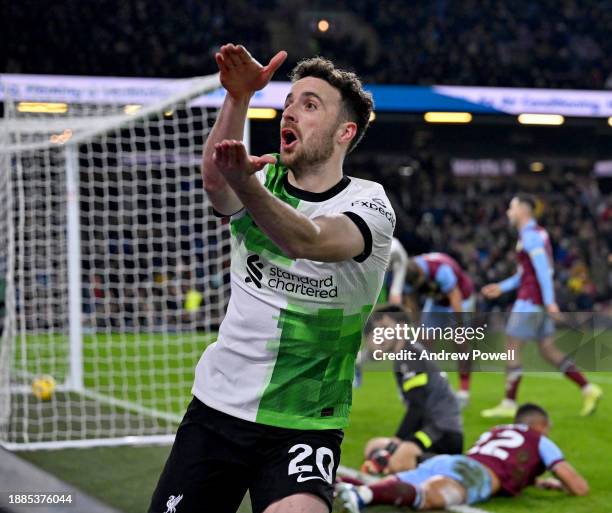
[
  {"xmin": 406, "ymin": 434, "xmax": 429, "ymax": 451},
  {"xmin": 545, "ymin": 302, "xmax": 559, "ymax": 312},
  {"xmin": 230, "ymin": 173, "xmax": 261, "ymax": 195},
  {"xmin": 226, "ymin": 91, "xmax": 255, "ymax": 104}
]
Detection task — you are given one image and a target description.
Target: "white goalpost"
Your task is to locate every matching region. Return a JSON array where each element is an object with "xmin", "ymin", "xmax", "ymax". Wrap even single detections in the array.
[{"xmin": 0, "ymin": 73, "xmax": 249, "ymax": 450}]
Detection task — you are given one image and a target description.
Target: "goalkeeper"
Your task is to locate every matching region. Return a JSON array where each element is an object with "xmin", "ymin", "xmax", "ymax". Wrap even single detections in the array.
[
  {"xmin": 149, "ymin": 44, "xmax": 394, "ymax": 513},
  {"xmin": 361, "ymin": 305, "xmax": 463, "ymax": 476}
]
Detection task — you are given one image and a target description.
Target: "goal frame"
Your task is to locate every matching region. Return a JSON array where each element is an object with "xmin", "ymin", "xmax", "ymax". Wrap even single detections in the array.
[{"xmin": 0, "ymin": 73, "xmax": 259, "ymax": 450}]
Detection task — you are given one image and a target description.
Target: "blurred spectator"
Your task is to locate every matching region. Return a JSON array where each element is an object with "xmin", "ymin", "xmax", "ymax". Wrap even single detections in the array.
[
  {"xmin": 567, "ymin": 261, "xmax": 597, "ymax": 310},
  {"xmin": 348, "ymin": 159, "xmax": 611, "ymax": 312}
]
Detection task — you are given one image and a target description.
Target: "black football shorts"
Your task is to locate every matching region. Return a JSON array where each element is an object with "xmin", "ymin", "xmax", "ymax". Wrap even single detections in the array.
[{"xmin": 149, "ymin": 397, "xmax": 343, "ymax": 513}]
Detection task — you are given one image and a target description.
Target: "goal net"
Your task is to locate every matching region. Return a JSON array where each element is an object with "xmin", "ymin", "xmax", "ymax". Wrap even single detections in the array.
[{"xmin": 0, "ymin": 73, "xmax": 231, "ymax": 449}]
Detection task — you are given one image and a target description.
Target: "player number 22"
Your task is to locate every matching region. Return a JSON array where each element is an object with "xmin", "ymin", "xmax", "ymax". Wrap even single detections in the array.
[
  {"xmin": 288, "ymin": 443, "xmax": 334, "ymax": 484},
  {"xmin": 467, "ymin": 429, "xmax": 525, "ymax": 460}
]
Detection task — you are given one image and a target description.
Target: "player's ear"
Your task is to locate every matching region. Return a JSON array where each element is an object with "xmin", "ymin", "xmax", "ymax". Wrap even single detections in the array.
[{"xmin": 337, "ymin": 121, "xmax": 357, "ymax": 147}]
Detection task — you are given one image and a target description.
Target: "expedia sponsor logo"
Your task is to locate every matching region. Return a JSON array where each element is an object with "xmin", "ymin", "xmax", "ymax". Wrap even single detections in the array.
[
  {"xmin": 351, "ymin": 197, "xmax": 395, "ymax": 227},
  {"xmin": 245, "ymin": 254, "xmax": 264, "ymax": 288}
]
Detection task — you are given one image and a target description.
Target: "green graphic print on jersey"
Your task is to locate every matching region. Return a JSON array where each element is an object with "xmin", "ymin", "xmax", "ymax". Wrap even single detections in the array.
[
  {"xmin": 193, "ymin": 155, "xmax": 394, "ymax": 431},
  {"xmin": 256, "ymin": 304, "xmax": 372, "ymax": 429}
]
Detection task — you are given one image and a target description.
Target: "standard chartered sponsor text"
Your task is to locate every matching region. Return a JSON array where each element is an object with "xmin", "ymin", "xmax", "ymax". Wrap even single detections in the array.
[{"xmin": 268, "ymin": 266, "xmax": 338, "ymax": 298}]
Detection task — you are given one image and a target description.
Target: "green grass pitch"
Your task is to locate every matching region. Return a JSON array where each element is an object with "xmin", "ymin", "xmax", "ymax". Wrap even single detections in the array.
[{"xmin": 17, "ymin": 364, "xmax": 611, "ymax": 513}]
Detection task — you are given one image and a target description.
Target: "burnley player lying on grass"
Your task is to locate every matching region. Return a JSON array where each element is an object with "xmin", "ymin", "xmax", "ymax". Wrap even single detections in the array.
[{"xmin": 334, "ymin": 403, "xmax": 588, "ymax": 512}]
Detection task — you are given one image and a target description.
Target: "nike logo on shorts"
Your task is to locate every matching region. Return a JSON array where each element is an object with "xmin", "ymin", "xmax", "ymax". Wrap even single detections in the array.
[{"xmin": 296, "ymin": 474, "xmax": 327, "ymax": 483}]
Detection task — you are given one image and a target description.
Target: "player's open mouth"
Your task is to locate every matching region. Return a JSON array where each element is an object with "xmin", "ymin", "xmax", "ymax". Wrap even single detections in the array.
[{"xmin": 281, "ymin": 128, "xmax": 299, "ymax": 150}]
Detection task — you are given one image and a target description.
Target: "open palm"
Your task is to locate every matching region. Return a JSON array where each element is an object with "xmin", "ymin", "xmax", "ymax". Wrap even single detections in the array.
[{"xmin": 215, "ymin": 44, "xmax": 287, "ymax": 98}]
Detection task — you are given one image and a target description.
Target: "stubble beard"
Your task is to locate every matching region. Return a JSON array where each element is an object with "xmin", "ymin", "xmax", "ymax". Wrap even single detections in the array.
[{"xmin": 281, "ymin": 124, "xmax": 337, "ymax": 174}]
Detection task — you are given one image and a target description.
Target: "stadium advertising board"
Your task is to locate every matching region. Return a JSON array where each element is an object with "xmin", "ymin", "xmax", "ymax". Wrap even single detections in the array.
[{"xmin": 3, "ymin": 74, "xmax": 612, "ymax": 117}]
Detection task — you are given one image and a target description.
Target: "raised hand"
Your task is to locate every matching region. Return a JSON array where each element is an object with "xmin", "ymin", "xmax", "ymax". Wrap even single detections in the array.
[
  {"xmin": 215, "ymin": 44, "xmax": 287, "ymax": 99},
  {"xmin": 212, "ymin": 139, "xmax": 276, "ymax": 190}
]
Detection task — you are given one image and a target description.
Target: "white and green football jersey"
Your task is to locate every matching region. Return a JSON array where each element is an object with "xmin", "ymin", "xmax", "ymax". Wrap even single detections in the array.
[{"xmin": 193, "ymin": 157, "xmax": 395, "ymax": 430}]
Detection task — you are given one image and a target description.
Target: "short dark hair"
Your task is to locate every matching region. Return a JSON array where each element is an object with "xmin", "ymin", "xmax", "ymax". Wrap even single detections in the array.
[
  {"xmin": 515, "ymin": 194, "xmax": 537, "ymax": 212},
  {"xmin": 515, "ymin": 403, "xmax": 549, "ymax": 424},
  {"xmin": 289, "ymin": 57, "xmax": 374, "ymax": 153}
]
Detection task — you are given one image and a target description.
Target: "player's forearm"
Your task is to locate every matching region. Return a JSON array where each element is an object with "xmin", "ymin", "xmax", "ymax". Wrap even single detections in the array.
[
  {"xmin": 202, "ymin": 94, "xmax": 251, "ymax": 213},
  {"xmin": 389, "ymin": 265, "xmax": 407, "ymax": 297},
  {"xmin": 530, "ymin": 251, "xmax": 555, "ymax": 305},
  {"xmin": 231, "ymin": 176, "xmax": 323, "ymax": 259},
  {"xmin": 390, "ymin": 240, "xmax": 408, "ymax": 269},
  {"xmin": 498, "ymin": 272, "xmax": 521, "ymax": 293},
  {"xmin": 565, "ymin": 474, "xmax": 589, "ymax": 496},
  {"xmin": 389, "ymin": 244, "xmax": 408, "ymax": 296},
  {"xmin": 553, "ymin": 462, "xmax": 589, "ymax": 496},
  {"xmin": 397, "ymin": 387, "xmax": 426, "ymax": 439},
  {"xmin": 395, "ymin": 409, "xmax": 422, "ymax": 440},
  {"xmin": 407, "ymin": 426, "xmax": 438, "ymax": 451},
  {"xmin": 447, "ymin": 287, "xmax": 463, "ymax": 313}
]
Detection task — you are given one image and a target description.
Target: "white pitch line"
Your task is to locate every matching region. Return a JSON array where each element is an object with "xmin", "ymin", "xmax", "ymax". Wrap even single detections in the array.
[
  {"xmin": 336, "ymin": 465, "xmax": 494, "ymax": 513},
  {"xmin": 80, "ymin": 388, "xmax": 182, "ymax": 423}
]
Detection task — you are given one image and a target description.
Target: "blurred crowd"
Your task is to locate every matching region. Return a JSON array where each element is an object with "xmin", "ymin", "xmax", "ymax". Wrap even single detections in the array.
[
  {"xmin": 363, "ymin": 161, "xmax": 612, "ymax": 311},
  {"xmin": 312, "ymin": 0, "xmax": 612, "ymax": 89},
  {"xmin": 77, "ymin": 165, "xmax": 610, "ymax": 331},
  {"xmin": 3, "ymin": 0, "xmax": 270, "ymax": 80},
  {"xmin": 5, "ymin": 0, "xmax": 611, "ymax": 328},
  {"xmin": 5, "ymin": 0, "xmax": 612, "ymax": 89}
]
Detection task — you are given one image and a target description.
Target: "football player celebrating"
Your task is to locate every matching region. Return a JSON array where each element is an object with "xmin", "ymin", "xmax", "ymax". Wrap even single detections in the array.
[{"xmin": 149, "ymin": 44, "xmax": 394, "ymax": 513}]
